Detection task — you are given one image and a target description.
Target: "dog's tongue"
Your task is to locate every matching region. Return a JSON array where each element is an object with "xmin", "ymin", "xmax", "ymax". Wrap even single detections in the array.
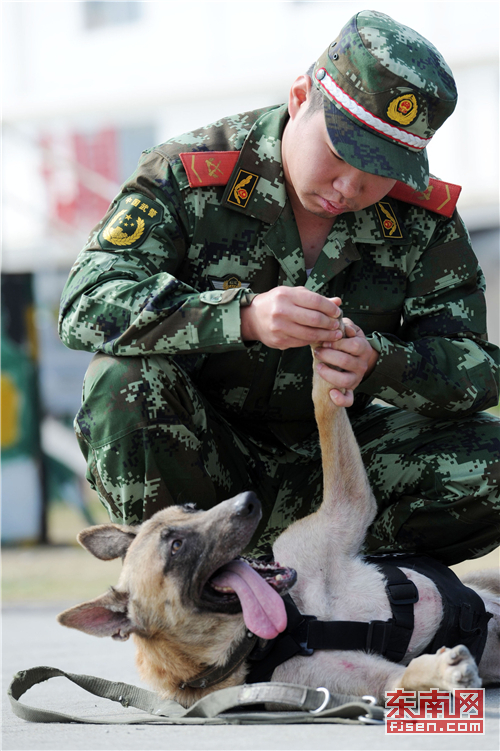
[{"xmin": 211, "ymin": 559, "xmax": 287, "ymax": 639}]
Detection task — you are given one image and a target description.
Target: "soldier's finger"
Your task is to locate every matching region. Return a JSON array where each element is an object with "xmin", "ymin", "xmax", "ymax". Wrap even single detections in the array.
[
  {"xmin": 292, "ymin": 289, "xmax": 342, "ymax": 319},
  {"xmin": 342, "ymin": 320, "xmax": 363, "ymax": 338},
  {"xmin": 328, "ymin": 388, "xmax": 354, "ymax": 408},
  {"xmin": 269, "ymin": 323, "xmax": 345, "ymax": 349},
  {"xmin": 293, "ymin": 306, "xmax": 343, "ymax": 331},
  {"xmin": 315, "ymin": 356, "xmax": 364, "ymax": 388}
]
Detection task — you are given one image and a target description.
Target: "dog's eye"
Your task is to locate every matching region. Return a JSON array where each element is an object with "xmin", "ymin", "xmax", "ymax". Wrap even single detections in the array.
[{"xmin": 171, "ymin": 539, "xmax": 183, "ymax": 554}]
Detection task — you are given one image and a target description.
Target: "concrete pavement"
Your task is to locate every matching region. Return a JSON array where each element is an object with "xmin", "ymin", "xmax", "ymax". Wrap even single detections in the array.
[{"xmin": 2, "ymin": 601, "xmax": 499, "ymax": 751}]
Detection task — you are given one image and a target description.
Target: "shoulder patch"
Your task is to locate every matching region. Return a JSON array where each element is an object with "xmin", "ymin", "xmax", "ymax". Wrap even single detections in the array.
[
  {"xmin": 387, "ymin": 178, "xmax": 462, "ymax": 218},
  {"xmin": 98, "ymin": 194, "xmax": 163, "ymax": 251},
  {"xmin": 375, "ymin": 201, "xmax": 404, "ymax": 239},
  {"xmin": 179, "ymin": 151, "xmax": 240, "ymax": 188}
]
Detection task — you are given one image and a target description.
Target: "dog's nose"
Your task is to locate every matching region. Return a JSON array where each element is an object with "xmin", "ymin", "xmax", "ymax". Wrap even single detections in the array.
[{"xmin": 233, "ymin": 491, "xmax": 261, "ymax": 518}]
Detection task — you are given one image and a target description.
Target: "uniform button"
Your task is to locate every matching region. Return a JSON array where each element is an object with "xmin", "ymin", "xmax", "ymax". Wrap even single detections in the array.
[{"xmin": 316, "ymin": 68, "xmax": 326, "ymax": 81}]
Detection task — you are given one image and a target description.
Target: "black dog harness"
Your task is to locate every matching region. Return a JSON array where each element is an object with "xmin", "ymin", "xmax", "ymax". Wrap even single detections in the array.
[
  {"xmin": 246, "ymin": 555, "xmax": 491, "ymax": 684},
  {"xmin": 378, "ymin": 555, "xmax": 492, "ymax": 659}
]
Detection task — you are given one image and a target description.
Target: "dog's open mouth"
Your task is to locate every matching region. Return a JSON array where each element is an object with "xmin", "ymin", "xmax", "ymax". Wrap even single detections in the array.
[{"xmin": 201, "ymin": 557, "xmax": 296, "ymax": 640}]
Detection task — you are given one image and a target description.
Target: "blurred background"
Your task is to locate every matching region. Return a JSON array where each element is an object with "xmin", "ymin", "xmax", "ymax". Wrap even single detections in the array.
[{"xmin": 1, "ymin": 1, "xmax": 499, "ymax": 594}]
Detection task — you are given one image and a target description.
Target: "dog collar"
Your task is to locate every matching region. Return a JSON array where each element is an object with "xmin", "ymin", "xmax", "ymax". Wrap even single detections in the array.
[{"xmin": 179, "ymin": 630, "xmax": 258, "ymax": 690}]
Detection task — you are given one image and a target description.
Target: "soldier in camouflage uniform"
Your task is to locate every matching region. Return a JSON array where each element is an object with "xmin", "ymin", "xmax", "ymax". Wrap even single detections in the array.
[{"xmin": 59, "ymin": 10, "xmax": 499, "ymax": 564}]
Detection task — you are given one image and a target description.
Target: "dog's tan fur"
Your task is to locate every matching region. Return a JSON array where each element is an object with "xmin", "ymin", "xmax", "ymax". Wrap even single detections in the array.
[{"xmin": 59, "ymin": 344, "xmax": 500, "ymax": 707}]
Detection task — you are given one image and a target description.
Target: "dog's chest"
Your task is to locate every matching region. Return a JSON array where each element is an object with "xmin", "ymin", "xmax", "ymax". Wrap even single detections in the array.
[{"xmin": 289, "ymin": 560, "xmax": 392, "ymax": 623}]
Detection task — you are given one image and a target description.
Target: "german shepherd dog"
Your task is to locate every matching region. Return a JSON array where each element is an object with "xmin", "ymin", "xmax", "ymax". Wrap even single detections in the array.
[{"xmin": 59, "ymin": 342, "xmax": 500, "ymax": 708}]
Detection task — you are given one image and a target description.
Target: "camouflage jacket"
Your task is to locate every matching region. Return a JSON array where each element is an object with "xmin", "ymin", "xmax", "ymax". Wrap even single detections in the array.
[{"xmin": 59, "ymin": 104, "xmax": 499, "ymax": 454}]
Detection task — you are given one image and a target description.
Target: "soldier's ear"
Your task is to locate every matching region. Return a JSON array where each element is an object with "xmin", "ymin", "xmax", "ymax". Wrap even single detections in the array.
[
  {"xmin": 288, "ymin": 75, "xmax": 312, "ymax": 119},
  {"xmin": 77, "ymin": 524, "xmax": 137, "ymax": 560}
]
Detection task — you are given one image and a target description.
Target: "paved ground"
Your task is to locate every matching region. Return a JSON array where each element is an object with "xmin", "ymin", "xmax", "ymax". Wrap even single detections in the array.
[
  {"xmin": 2, "ymin": 600, "xmax": 499, "ymax": 751},
  {"xmin": 3, "ymin": 544, "xmax": 499, "ymax": 750}
]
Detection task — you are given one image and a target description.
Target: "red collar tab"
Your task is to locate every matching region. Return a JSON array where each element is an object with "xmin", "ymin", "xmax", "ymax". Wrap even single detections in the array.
[
  {"xmin": 180, "ymin": 151, "xmax": 240, "ymax": 188},
  {"xmin": 179, "ymin": 151, "xmax": 461, "ymax": 219},
  {"xmin": 387, "ymin": 178, "xmax": 462, "ymax": 218}
]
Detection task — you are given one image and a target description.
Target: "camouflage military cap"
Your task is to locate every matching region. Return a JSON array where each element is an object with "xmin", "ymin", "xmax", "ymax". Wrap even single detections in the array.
[{"xmin": 313, "ymin": 10, "xmax": 457, "ymax": 190}]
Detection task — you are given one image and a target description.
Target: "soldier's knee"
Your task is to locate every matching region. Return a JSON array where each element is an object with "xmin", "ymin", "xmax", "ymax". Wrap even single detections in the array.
[
  {"xmin": 82, "ymin": 352, "xmax": 190, "ymax": 401},
  {"xmin": 82, "ymin": 352, "xmax": 146, "ymax": 398},
  {"xmin": 77, "ymin": 353, "xmax": 202, "ymax": 448}
]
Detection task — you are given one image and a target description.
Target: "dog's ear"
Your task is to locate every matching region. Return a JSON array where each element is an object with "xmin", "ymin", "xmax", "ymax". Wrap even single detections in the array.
[
  {"xmin": 57, "ymin": 588, "xmax": 133, "ymax": 641},
  {"xmin": 77, "ymin": 524, "xmax": 137, "ymax": 560}
]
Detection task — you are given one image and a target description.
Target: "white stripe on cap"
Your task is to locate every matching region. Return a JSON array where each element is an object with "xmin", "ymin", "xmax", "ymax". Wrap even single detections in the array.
[{"xmin": 315, "ymin": 67, "xmax": 431, "ymax": 151}]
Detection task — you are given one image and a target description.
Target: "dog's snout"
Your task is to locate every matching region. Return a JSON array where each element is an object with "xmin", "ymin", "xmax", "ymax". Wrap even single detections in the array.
[{"xmin": 233, "ymin": 491, "xmax": 261, "ymax": 518}]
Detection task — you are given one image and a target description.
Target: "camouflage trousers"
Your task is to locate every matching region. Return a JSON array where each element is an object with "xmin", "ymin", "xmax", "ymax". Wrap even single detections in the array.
[{"xmin": 75, "ymin": 353, "xmax": 500, "ymax": 565}]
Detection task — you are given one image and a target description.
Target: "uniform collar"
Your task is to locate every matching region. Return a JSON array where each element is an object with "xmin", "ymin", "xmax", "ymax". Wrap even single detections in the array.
[
  {"xmin": 220, "ymin": 104, "xmax": 411, "ymax": 244},
  {"xmin": 220, "ymin": 105, "xmax": 411, "ymax": 288},
  {"xmin": 348, "ymin": 202, "xmax": 412, "ymax": 246},
  {"xmin": 221, "ymin": 105, "xmax": 289, "ymax": 224},
  {"xmin": 304, "ymin": 205, "xmax": 411, "ymax": 291}
]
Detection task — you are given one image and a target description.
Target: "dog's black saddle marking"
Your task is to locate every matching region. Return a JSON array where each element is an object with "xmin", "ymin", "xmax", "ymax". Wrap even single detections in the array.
[{"xmin": 246, "ymin": 556, "xmax": 492, "ymax": 684}]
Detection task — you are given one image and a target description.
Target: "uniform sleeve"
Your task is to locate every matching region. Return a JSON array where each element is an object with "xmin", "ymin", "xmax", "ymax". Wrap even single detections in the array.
[
  {"xmin": 58, "ymin": 150, "xmax": 252, "ymax": 356},
  {"xmin": 359, "ymin": 214, "xmax": 499, "ymax": 417}
]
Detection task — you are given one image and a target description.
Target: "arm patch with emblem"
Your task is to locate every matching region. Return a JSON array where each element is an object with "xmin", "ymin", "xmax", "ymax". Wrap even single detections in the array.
[{"xmin": 98, "ymin": 194, "xmax": 164, "ymax": 251}]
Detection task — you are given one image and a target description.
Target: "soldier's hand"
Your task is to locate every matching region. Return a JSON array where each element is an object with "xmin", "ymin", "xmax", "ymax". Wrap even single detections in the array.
[
  {"xmin": 313, "ymin": 319, "xmax": 379, "ymax": 407},
  {"xmin": 241, "ymin": 288, "xmax": 343, "ymax": 349}
]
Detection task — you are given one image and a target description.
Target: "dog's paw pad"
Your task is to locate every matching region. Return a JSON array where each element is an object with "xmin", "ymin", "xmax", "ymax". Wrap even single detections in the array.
[{"xmin": 436, "ymin": 645, "xmax": 481, "ymax": 689}]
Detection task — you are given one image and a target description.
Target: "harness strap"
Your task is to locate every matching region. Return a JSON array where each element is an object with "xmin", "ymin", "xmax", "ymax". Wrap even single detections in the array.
[
  {"xmin": 306, "ymin": 620, "xmax": 392, "ymax": 653},
  {"xmin": 367, "ymin": 554, "xmax": 493, "ymax": 662},
  {"xmin": 7, "ymin": 666, "xmax": 385, "ymax": 725},
  {"xmin": 375, "ymin": 563, "xmax": 419, "ymax": 662},
  {"xmin": 247, "ymin": 595, "xmax": 317, "ymax": 683},
  {"xmin": 246, "ymin": 565, "xmax": 419, "ymax": 683},
  {"xmin": 301, "ymin": 565, "xmax": 418, "ymax": 662}
]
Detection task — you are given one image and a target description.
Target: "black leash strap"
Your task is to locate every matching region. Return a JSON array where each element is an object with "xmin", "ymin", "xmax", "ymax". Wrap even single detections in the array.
[{"xmin": 8, "ymin": 666, "xmax": 385, "ymax": 725}]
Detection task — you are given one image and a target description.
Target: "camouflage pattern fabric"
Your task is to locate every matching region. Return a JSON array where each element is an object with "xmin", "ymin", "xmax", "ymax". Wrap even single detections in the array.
[
  {"xmin": 75, "ymin": 352, "xmax": 499, "ymax": 565},
  {"xmin": 59, "ymin": 105, "xmax": 500, "ymax": 562}
]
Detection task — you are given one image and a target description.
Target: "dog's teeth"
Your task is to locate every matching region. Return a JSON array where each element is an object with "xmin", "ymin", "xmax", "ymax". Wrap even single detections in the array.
[{"xmin": 275, "ymin": 574, "xmax": 283, "ymax": 581}]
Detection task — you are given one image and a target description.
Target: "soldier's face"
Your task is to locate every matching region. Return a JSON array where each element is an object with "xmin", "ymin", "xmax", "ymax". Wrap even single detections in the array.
[{"xmin": 282, "ymin": 93, "xmax": 396, "ymax": 220}]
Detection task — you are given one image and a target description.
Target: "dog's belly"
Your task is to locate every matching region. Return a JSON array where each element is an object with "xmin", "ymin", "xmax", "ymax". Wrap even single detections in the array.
[
  {"xmin": 402, "ymin": 568, "xmax": 443, "ymax": 660},
  {"xmin": 285, "ymin": 561, "xmax": 444, "ymax": 664}
]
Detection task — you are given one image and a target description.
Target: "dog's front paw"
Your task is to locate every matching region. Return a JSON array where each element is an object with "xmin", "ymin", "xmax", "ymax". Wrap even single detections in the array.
[
  {"xmin": 399, "ymin": 644, "xmax": 481, "ymax": 692},
  {"xmin": 434, "ymin": 645, "xmax": 481, "ymax": 689}
]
